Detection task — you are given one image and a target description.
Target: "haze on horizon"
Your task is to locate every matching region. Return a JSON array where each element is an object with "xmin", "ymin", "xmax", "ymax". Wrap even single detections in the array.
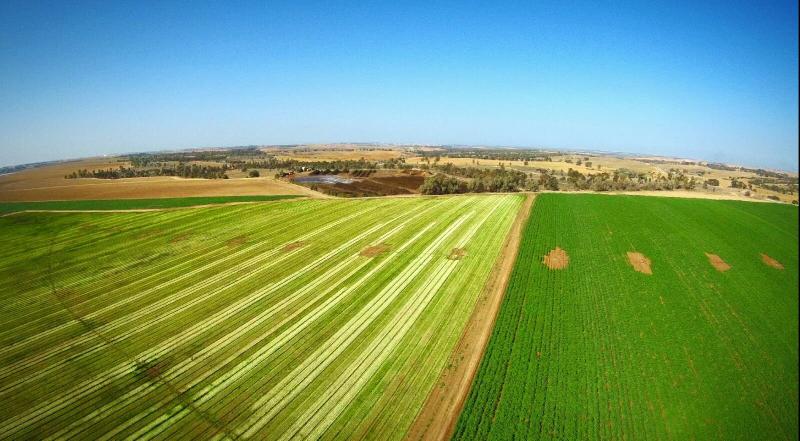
[{"xmin": 1, "ymin": 1, "xmax": 797, "ymax": 171}]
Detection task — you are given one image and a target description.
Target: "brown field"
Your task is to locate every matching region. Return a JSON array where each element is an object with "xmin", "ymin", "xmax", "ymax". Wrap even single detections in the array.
[
  {"xmin": 0, "ymin": 158, "xmax": 314, "ymax": 201},
  {"xmin": 294, "ymin": 170, "xmax": 427, "ymax": 197}
]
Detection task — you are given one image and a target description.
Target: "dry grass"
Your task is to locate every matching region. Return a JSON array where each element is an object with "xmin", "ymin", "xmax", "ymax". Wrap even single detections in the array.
[{"xmin": 0, "ymin": 158, "xmax": 312, "ymax": 201}]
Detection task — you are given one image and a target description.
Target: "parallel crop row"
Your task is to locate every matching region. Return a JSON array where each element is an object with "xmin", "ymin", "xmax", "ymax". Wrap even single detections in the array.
[
  {"xmin": 453, "ymin": 194, "xmax": 798, "ymax": 441},
  {"xmin": 0, "ymin": 194, "xmax": 523, "ymax": 440}
]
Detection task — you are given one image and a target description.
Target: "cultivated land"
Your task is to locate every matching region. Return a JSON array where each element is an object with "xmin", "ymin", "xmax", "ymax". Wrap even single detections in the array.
[
  {"xmin": 0, "ymin": 195, "xmax": 300, "ymax": 215},
  {"xmin": 454, "ymin": 194, "xmax": 798, "ymax": 440},
  {"xmin": 0, "ymin": 158, "xmax": 313, "ymax": 202},
  {"xmin": 0, "ymin": 194, "xmax": 522, "ymax": 440}
]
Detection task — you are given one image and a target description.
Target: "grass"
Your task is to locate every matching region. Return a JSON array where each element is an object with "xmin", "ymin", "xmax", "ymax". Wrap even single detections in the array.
[
  {"xmin": 0, "ymin": 194, "xmax": 522, "ymax": 440},
  {"xmin": 0, "ymin": 195, "xmax": 302, "ymax": 214},
  {"xmin": 454, "ymin": 193, "xmax": 798, "ymax": 440}
]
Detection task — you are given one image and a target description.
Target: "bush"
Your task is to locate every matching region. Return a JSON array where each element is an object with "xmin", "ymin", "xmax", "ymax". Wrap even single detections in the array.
[{"xmin": 248, "ymin": 170, "xmax": 260, "ymax": 178}]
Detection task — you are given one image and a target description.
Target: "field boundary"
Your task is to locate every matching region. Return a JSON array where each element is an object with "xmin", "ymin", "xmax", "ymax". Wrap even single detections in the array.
[
  {"xmin": 0, "ymin": 195, "xmax": 304, "ymax": 216},
  {"xmin": 404, "ymin": 193, "xmax": 535, "ymax": 441}
]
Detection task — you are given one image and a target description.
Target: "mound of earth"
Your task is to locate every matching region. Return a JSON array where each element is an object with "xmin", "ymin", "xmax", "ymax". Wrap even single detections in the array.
[
  {"xmin": 448, "ymin": 248, "xmax": 467, "ymax": 260},
  {"xmin": 226, "ymin": 235, "xmax": 247, "ymax": 247},
  {"xmin": 760, "ymin": 253, "xmax": 784, "ymax": 269},
  {"xmin": 282, "ymin": 241, "xmax": 307, "ymax": 252},
  {"xmin": 627, "ymin": 251, "xmax": 652, "ymax": 275},
  {"xmin": 361, "ymin": 244, "xmax": 390, "ymax": 257},
  {"xmin": 705, "ymin": 253, "xmax": 731, "ymax": 272},
  {"xmin": 542, "ymin": 247, "xmax": 569, "ymax": 269}
]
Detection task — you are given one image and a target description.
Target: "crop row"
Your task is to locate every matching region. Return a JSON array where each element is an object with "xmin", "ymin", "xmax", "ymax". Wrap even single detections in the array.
[{"xmin": 0, "ymin": 194, "xmax": 523, "ymax": 440}]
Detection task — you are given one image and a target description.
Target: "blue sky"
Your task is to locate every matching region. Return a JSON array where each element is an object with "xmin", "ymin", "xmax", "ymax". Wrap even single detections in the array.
[{"xmin": 1, "ymin": 1, "xmax": 797, "ymax": 170}]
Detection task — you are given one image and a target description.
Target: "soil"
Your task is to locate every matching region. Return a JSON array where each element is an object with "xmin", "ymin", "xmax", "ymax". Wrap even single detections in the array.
[
  {"xmin": 705, "ymin": 253, "xmax": 731, "ymax": 272},
  {"xmin": 282, "ymin": 241, "xmax": 307, "ymax": 252},
  {"xmin": 447, "ymin": 248, "xmax": 467, "ymax": 260},
  {"xmin": 405, "ymin": 194, "xmax": 535, "ymax": 441},
  {"xmin": 627, "ymin": 251, "xmax": 653, "ymax": 275},
  {"xmin": 760, "ymin": 253, "xmax": 784, "ymax": 270},
  {"xmin": 226, "ymin": 235, "xmax": 248, "ymax": 247},
  {"xmin": 170, "ymin": 233, "xmax": 191, "ymax": 244},
  {"xmin": 542, "ymin": 247, "xmax": 569, "ymax": 269},
  {"xmin": 298, "ymin": 170, "xmax": 427, "ymax": 197},
  {"xmin": 360, "ymin": 244, "xmax": 390, "ymax": 257}
]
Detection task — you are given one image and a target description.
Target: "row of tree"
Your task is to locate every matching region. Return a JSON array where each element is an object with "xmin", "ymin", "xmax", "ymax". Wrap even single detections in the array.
[{"xmin": 66, "ymin": 164, "xmax": 229, "ymax": 179}]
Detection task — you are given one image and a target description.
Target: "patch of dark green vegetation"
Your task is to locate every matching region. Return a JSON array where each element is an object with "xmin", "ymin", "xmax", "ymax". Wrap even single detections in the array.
[{"xmin": 0, "ymin": 195, "xmax": 300, "ymax": 214}]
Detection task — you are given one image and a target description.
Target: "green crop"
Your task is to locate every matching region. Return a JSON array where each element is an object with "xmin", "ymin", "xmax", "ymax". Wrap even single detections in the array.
[
  {"xmin": 0, "ymin": 195, "xmax": 300, "ymax": 214},
  {"xmin": 0, "ymin": 194, "xmax": 521, "ymax": 440}
]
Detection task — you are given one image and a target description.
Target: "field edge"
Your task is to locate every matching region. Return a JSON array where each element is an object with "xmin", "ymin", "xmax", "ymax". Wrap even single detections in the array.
[{"xmin": 404, "ymin": 193, "xmax": 536, "ymax": 441}]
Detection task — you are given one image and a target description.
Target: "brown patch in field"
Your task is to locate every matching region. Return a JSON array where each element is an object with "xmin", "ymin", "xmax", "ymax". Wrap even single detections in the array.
[
  {"xmin": 360, "ymin": 244, "xmax": 390, "ymax": 257},
  {"xmin": 627, "ymin": 251, "xmax": 652, "ymax": 275},
  {"xmin": 542, "ymin": 247, "xmax": 569, "ymax": 269},
  {"xmin": 448, "ymin": 247, "xmax": 467, "ymax": 260},
  {"xmin": 760, "ymin": 253, "xmax": 784, "ymax": 270},
  {"xmin": 282, "ymin": 241, "xmax": 307, "ymax": 252},
  {"xmin": 226, "ymin": 235, "xmax": 248, "ymax": 247},
  {"xmin": 705, "ymin": 253, "xmax": 731, "ymax": 272},
  {"xmin": 170, "ymin": 233, "xmax": 191, "ymax": 244}
]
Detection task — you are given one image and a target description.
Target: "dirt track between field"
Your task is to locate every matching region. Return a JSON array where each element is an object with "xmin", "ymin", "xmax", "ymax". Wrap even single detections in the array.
[{"xmin": 405, "ymin": 193, "xmax": 535, "ymax": 441}]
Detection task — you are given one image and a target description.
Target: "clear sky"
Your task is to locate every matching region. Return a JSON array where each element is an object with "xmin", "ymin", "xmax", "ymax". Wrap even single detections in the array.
[{"xmin": 1, "ymin": 1, "xmax": 797, "ymax": 170}]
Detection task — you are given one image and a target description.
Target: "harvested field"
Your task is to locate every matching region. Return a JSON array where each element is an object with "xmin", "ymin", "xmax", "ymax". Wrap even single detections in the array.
[
  {"xmin": 0, "ymin": 194, "xmax": 522, "ymax": 440},
  {"xmin": 761, "ymin": 253, "xmax": 785, "ymax": 269},
  {"xmin": 542, "ymin": 247, "xmax": 569, "ymax": 269},
  {"xmin": 706, "ymin": 252, "xmax": 731, "ymax": 272},
  {"xmin": 0, "ymin": 158, "xmax": 314, "ymax": 202},
  {"xmin": 455, "ymin": 194, "xmax": 798, "ymax": 441},
  {"xmin": 627, "ymin": 251, "xmax": 653, "ymax": 274}
]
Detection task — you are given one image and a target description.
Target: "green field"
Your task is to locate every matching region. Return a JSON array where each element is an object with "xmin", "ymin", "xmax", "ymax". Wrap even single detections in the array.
[
  {"xmin": 0, "ymin": 195, "xmax": 301, "ymax": 214},
  {"xmin": 454, "ymin": 194, "xmax": 798, "ymax": 440},
  {"xmin": 0, "ymin": 195, "xmax": 522, "ymax": 439}
]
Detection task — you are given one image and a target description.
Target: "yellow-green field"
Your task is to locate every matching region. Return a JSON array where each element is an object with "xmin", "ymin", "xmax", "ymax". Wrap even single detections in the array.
[{"xmin": 0, "ymin": 195, "xmax": 521, "ymax": 440}]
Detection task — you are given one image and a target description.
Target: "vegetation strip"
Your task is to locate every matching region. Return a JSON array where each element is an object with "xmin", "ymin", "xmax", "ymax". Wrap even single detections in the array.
[
  {"xmin": 0, "ymin": 195, "xmax": 522, "ymax": 440},
  {"xmin": 0, "ymin": 195, "xmax": 300, "ymax": 214},
  {"xmin": 406, "ymin": 194, "xmax": 535, "ymax": 441}
]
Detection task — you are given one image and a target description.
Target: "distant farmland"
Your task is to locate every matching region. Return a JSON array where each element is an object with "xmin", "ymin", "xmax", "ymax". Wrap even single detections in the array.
[
  {"xmin": 454, "ymin": 194, "xmax": 798, "ymax": 440},
  {"xmin": 0, "ymin": 195, "xmax": 521, "ymax": 439}
]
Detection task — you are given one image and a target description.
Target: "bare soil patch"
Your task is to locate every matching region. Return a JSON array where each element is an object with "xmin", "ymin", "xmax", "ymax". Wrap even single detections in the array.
[
  {"xmin": 542, "ymin": 247, "xmax": 569, "ymax": 269},
  {"xmin": 226, "ymin": 235, "xmax": 248, "ymax": 247},
  {"xmin": 627, "ymin": 251, "xmax": 652, "ymax": 275},
  {"xmin": 360, "ymin": 244, "xmax": 390, "ymax": 257},
  {"xmin": 170, "ymin": 233, "xmax": 191, "ymax": 244},
  {"xmin": 406, "ymin": 194, "xmax": 535, "ymax": 441},
  {"xmin": 282, "ymin": 241, "xmax": 307, "ymax": 252},
  {"xmin": 705, "ymin": 253, "xmax": 731, "ymax": 272},
  {"xmin": 760, "ymin": 253, "xmax": 784, "ymax": 270},
  {"xmin": 447, "ymin": 248, "xmax": 467, "ymax": 260}
]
